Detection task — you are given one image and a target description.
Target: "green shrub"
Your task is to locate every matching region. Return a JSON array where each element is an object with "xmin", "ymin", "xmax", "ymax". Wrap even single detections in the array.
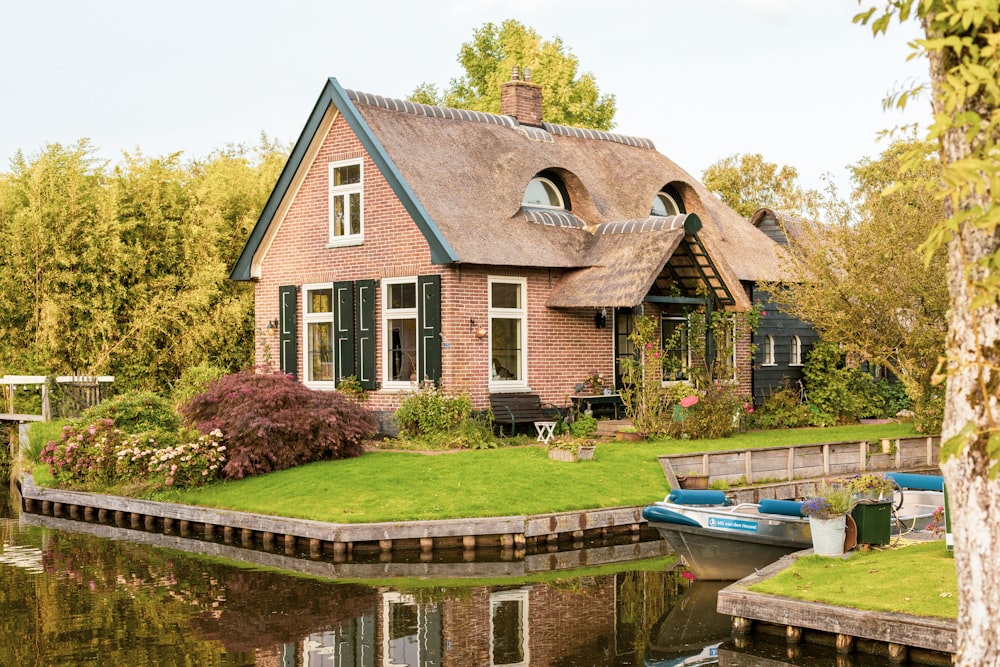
[
  {"xmin": 170, "ymin": 363, "xmax": 225, "ymax": 409},
  {"xmin": 873, "ymin": 379, "xmax": 912, "ymax": 418},
  {"xmin": 336, "ymin": 375, "xmax": 369, "ymax": 402},
  {"xmin": 568, "ymin": 413, "xmax": 598, "ymax": 438},
  {"xmin": 680, "ymin": 382, "xmax": 745, "ymax": 439},
  {"xmin": 914, "ymin": 387, "xmax": 944, "ymax": 434},
  {"xmin": 803, "ymin": 341, "xmax": 869, "ymax": 424},
  {"xmin": 394, "ymin": 385, "xmax": 472, "ymax": 437},
  {"xmin": 82, "ymin": 391, "xmax": 182, "ymax": 438},
  {"xmin": 748, "ymin": 386, "xmax": 811, "ymax": 429}
]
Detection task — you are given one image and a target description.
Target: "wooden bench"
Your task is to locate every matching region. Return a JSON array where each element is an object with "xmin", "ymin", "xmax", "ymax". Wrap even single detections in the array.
[{"xmin": 489, "ymin": 393, "xmax": 562, "ymax": 436}]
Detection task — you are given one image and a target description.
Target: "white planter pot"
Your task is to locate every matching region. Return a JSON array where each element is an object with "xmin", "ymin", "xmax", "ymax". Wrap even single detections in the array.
[{"xmin": 809, "ymin": 515, "xmax": 847, "ymax": 556}]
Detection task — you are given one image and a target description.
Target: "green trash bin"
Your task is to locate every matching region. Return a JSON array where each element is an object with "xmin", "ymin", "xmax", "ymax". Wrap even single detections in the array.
[{"xmin": 852, "ymin": 499, "xmax": 891, "ymax": 546}]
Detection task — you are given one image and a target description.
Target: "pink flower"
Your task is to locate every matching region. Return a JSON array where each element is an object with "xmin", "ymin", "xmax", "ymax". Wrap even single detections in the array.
[
  {"xmin": 761, "ymin": 310, "xmax": 766, "ymax": 316},
  {"xmin": 680, "ymin": 395, "xmax": 699, "ymax": 408},
  {"xmin": 681, "ymin": 571, "xmax": 697, "ymax": 581}
]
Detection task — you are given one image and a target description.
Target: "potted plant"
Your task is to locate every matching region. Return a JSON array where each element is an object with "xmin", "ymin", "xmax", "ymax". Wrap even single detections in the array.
[
  {"xmin": 677, "ymin": 469, "xmax": 710, "ymax": 489},
  {"xmin": 547, "ymin": 436, "xmax": 596, "ymax": 462},
  {"xmin": 615, "ymin": 425, "xmax": 645, "ymax": 442},
  {"xmin": 846, "ymin": 473, "xmax": 893, "ymax": 501},
  {"xmin": 802, "ymin": 480, "xmax": 856, "ymax": 556}
]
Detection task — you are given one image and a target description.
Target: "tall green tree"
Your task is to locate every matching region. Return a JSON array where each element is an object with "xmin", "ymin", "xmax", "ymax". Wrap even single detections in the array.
[
  {"xmin": 859, "ymin": 3, "xmax": 1000, "ymax": 663},
  {"xmin": 410, "ymin": 19, "xmax": 616, "ymax": 131},
  {"xmin": 701, "ymin": 153, "xmax": 819, "ymax": 219},
  {"xmin": 772, "ymin": 139, "xmax": 947, "ymax": 412},
  {"xmin": 0, "ymin": 138, "xmax": 287, "ymax": 394}
]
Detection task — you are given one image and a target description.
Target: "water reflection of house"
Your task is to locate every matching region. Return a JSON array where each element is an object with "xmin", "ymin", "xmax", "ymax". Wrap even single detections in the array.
[{"xmin": 257, "ymin": 572, "xmax": 679, "ymax": 666}]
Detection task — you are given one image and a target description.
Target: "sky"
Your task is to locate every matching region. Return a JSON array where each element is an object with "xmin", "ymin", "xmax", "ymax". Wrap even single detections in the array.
[{"xmin": 0, "ymin": 1, "xmax": 929, "ymax": 195}]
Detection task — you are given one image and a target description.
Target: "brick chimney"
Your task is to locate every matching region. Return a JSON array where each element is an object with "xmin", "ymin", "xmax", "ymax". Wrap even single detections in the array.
[{"xmin": 501, "ymin": 66, "xmax": 543, "ymax": 127}]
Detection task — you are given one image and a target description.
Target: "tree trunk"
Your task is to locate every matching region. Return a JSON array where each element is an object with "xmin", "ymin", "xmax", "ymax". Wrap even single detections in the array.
[{"xmin": 928, "ymin": 32, "xmax": 1000, "ymax": 665}]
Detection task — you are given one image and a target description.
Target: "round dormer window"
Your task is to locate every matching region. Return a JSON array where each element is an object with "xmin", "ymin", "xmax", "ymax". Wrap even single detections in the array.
[
  {"xmin": 523, "ymin": 177, "xmax": 565, "ymax": 209},
  {"xmin": 651, "ymin": 191, "xmax": 681, "ymax": 217}
]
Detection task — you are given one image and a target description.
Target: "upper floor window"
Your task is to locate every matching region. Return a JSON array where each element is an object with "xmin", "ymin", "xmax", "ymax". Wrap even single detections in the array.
[
  {"xmin": 522, "ymin": 176, "xmax": 565, "ymax": 209},
  {"xmin": 328, "ymin": 159, "xmax": 363, "ymax": 246},
  {"xmin": 651, "ymin": 191, "xmax": 681, "ymax": 217},
  {"xmin": 790, "ymin": 335, "xmax": 803, "ymax": 366}
]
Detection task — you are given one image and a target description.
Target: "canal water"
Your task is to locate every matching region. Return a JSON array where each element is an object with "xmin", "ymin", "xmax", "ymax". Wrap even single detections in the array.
[{"xmin": 0, "ymin": 485, "xmax": 902, "ymax": 666}]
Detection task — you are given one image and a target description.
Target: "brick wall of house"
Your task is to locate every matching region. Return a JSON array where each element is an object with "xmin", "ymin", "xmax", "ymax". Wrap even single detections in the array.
[
  {"xmin": 251, "ymin": 111, "xmax": 616, "ymax": 416},
  {"xmin": 251, "ymin": 108, "xmax": 754, "ymax": 420}
]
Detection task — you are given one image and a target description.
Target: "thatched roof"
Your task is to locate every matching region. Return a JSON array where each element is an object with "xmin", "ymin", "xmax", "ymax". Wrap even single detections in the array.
[{"xmin": 233, "ymin": 77, "xmax": 788, "ymax": 309}]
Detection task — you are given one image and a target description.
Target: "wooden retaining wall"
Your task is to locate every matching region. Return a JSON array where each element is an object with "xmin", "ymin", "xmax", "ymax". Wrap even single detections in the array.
[
  {"xmin": 19, "ymin": 510, "xmax": 671, "ymax": 578},
  {"xmin": 717, "ymin": 555, "xmax": 956, "ymax": 663},
  {"xmin": 659, "ymin": 437, "xmax": 941, "ymax": 502},
  {"xmin": 16, "ymin": 474, "xmax": 652, "ymax": 561}
]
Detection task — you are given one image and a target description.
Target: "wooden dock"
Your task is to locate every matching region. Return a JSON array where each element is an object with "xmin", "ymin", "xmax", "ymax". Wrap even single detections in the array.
[
  {"xmin": 16, "ymin": 474, "xmax": 654, "ymax": 561},
  {"xmin": 717, "ymin": 553, "xmax": 955, "ymax": 664}
]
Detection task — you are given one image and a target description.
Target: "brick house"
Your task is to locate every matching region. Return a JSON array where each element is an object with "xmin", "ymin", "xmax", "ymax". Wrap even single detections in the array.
[{"xmin": 231, "ymin": 74, "xmax": 789, "ymax": 429}]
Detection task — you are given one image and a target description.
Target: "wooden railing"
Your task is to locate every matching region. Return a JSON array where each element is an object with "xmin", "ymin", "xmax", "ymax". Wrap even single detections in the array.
[{"xmin": 658, "ymin": 436, "xmax": 941, "ymax": 493}]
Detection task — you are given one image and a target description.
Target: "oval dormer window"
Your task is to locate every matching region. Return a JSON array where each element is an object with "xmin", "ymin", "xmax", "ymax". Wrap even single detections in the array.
[
  {"xmin": 523, "ymin": 177, "xmax": 565, "ymax": 209},
  {"xmin": 651, "ymin": 191, "xmax": 681, "ymax": 217}
]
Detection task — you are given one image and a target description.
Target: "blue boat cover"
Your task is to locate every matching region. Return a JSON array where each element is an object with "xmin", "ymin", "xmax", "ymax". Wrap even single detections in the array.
[
  {"xmin": 887, "ymin": 472, "xmax": 944, "ymax": 491},
  {"xmin": 758, "ymin": 499, "xmax": 806, "ymax": 516},
  {"xmin": 642, "ymin": 504, "xmax": 702, "ymax": 526},
  {"xmin": 667, "ymin": 489, "xmax": 729, "ymax": 505}
]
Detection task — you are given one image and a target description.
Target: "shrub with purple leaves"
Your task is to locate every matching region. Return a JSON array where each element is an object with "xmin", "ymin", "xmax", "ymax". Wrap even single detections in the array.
[{"xmin": 180, "ymin": 369, "xmax": 377, "ymax": 479}]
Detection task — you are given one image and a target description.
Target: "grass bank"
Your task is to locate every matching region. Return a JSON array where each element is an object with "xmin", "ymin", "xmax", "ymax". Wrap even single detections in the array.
[
  {"xmin": 149, "ymin": 422, "xmax": 920, "ymax": 524},
  {"xmin": 748, "ymin": 541, "xmax": 957, "ymax": 619}
]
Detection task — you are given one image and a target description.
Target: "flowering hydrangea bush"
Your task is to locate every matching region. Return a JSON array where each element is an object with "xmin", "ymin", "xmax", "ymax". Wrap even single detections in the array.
[
  {"xmin": 40, "ymin": 419, "xmax": 130, "ymax": 487},
  {"xmin": 116, "ymin": 429, "xmax": 226, "ymax": 488},
  {"xmin": 40, "ymin": 418, "xmax": 226, "ymax": 490}
]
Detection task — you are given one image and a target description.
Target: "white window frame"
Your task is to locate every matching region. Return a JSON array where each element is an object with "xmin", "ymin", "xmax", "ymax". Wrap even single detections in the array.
[
  {"xmin": 489, "ymin": 588, "xmax": 530, "ymax": 667},
  {"xmin": 790, "ymin": 335, "xmax": 803, "ymax": 366},
  {"xmin": 762, "ymin": 334, "xmax": 776, "ymax": 366},
  {"xmin": 381, "ymin": 277, "xmax": 419, "ymax": 390},
  {"xmin": 660, "ymin": 310, "xmax": 691, "ymax": 386},
  {"xmin": 382, "ymin": 592, "xmax": 422, "ymax": 667},
  {"xmin": 522, "ymin": 176, "xmax": 565, "ymax": 209},
  {"xmin": 302, "ymin": 283, "xmax": 337, "ymax": 390},
  {"xmin": 328, "ymin": 158, "xmax": 363, "ymax": 247},
  {"xmin": 488, "ymin": 276, "xmax": 528, "ymax": 391},
  {"xmin": 651, "ymin": 190, "xmax": 680, "ymax": 217}
]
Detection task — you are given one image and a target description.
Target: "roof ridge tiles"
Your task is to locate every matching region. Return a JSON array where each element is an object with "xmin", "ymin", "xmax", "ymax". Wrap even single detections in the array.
[{"xmin": 344, "ymin": 88, "xmax": 654, "ymax": 149}]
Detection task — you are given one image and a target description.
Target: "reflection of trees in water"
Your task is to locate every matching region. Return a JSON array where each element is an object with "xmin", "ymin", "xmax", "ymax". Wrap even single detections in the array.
[
  {"xmin": 25, "ymin": 531, "xmax": 378, "ymax": 662},
  {"xmin": 616, "ymin": 567, "xmax": 690, "ymax": 657},
  {"xmin": 2, "ymin": 521, "xmax": 686, "ymax": 665}
]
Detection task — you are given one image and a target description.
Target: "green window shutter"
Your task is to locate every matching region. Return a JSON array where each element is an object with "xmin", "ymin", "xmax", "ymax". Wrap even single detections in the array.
[
  {"xmin": 278, "ymin": 285, "xmax": 298, "ymax": 377},
  {"xmin": 355, "ymin": 279, "xmax": 377, "ymax": 390},
  {"xmin": 333, "ymin": 281, "xmax": 355, "ymax": 382},
  {"xmin": 418, "ymin": 274, "xmax": 442, "ymax": 383}
]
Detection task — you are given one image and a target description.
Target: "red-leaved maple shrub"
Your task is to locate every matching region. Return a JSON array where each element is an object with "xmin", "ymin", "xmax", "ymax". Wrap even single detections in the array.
[{"xmin": 180, "ymin": 369, "xmax": 377, "ymax": 479}]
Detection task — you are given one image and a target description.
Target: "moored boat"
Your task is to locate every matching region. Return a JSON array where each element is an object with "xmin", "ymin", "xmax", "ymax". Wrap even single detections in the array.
[{"xmin": 643, "ymin": 474, "xmax": 944, "ymax": 581}]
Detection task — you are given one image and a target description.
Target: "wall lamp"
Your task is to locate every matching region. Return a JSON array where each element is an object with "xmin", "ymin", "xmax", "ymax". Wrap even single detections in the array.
[
  {"xmin": 266, "ymin": 318, "xmax": 280, "ymax": 333},
  {"xmin": 594, "ymin": 308, "xmax": 607, "ymax": 329},
  {"xmin": 469, "ymin": 318, "xmax": 488, "ymax": 339}
]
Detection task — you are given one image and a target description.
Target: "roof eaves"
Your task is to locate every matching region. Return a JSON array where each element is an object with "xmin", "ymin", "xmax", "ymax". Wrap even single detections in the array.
[{"xmin": 230, "ymin": 77, "xmax": 458, "ymax": 282}]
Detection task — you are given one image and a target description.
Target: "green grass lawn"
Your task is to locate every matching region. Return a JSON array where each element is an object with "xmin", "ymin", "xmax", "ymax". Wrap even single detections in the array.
[
  {"xmin": 151, "ymin": 422, "xmax": 920, "ymax": 523},
  {"xmin": 748, "ymin": 541, "xmax": 957, "ymax": 619}
]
